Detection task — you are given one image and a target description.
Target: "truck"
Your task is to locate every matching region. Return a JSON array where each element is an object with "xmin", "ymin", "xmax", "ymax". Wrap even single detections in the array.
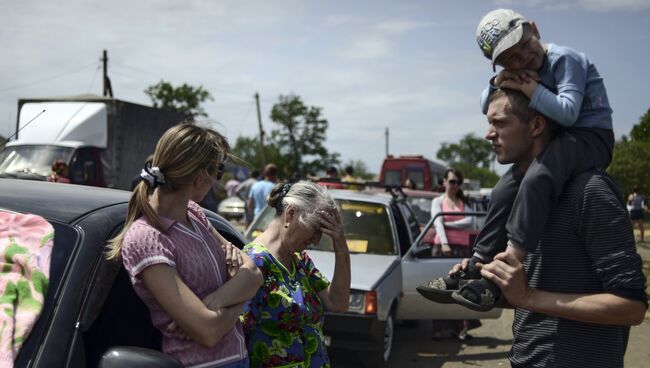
[
  {"xmin": 379, "ymin": 154, "xmax": 447, "ymax": 191},
  {"xmin": 0, "ymin": 94, "xmax": 187, "ymax": 190}
]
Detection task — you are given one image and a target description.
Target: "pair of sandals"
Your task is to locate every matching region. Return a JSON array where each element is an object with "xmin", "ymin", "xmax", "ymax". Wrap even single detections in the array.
[{"xmin": 416, "ymin": 264, "xmax": 511, "ymax": 312}]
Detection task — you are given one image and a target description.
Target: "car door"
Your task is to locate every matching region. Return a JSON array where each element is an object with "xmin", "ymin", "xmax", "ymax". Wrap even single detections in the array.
[{"xmin": 397, "ymin": 212, "xmax": 502, "ymax": 320}]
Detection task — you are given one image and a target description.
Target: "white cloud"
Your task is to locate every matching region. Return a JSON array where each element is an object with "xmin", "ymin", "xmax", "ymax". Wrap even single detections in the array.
[
  {"xmin": 494, "ymin": 0, "xmax": 650, "ymax": 11},
  {"xmin": 577, "ymin": 0, "xmax": 650, "ymax": 11},
  {"xmin": 337, "ymin": 35, "xmax": 392, "ymax": 60},
  {"xmin": 375, "ymin": 19, "xmax": 431, "ymax": 34},
  {"xmin": 324, "ymin": 14, "xmax": 366, "ymax": 27}
]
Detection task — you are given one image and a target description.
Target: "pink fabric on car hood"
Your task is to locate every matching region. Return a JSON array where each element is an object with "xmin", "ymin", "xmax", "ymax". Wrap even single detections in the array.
[{"xmin": 0, "ymin": 211, "xmax": 54, "ymax": 368}]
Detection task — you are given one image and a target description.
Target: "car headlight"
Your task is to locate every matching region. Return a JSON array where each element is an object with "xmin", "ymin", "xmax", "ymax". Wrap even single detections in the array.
[
  {"xmin": 347, "ymin": 290, "xmax": 377, "ymax": 315},
  {"xmin": 348, "ymin": 291, "xmax": 365, "ymax": 312}
]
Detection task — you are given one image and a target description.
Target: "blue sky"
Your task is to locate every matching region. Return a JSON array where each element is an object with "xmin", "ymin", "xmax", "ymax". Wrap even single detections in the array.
[{"xmin": 1, "ymin": 0, "xmax": 649, "ymax": 175}]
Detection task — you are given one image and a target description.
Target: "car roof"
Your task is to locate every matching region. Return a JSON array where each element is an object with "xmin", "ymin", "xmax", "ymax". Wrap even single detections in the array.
[
  {"xmin": 327, "ymin": 189, "xmax": 395, "ymax": 206},
  {"xmin": 0, "ymin": 179, "xmax": 130, "ymax": 224},
  {"xmin": 401, "ymin": 188, "xmax": 441, "ymax": 199}
]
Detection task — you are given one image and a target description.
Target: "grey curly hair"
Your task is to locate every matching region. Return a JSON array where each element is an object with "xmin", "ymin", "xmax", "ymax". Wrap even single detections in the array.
[{"xmin": 267, "ymin": 180, "xmax": 336, "ymax": 228}]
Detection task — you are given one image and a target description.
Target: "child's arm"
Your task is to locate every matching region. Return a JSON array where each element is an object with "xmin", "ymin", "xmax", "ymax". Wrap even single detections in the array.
[
  {"xmin": 503, "ymin": 51, "xmax": 590, "ymax": 127},
  {"xmin": 480, "ymin": 70, "xmax": 539, "ymax": 114},
  {"xmin": 480, "ymin": 83, "xmax": 497, "ymax": 115}
]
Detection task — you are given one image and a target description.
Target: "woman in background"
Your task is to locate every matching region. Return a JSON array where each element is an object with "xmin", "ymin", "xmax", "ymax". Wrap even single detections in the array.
[{"xmin": 430, "ymin": 168, "xmax": 481, "ymax": 340}]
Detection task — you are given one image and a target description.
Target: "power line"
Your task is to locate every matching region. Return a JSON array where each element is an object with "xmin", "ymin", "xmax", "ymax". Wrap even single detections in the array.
[
  {"xmin": 86, "ymin": 65, "xmax": 102, "ymax": 94},
  {"xmin": 238, "ymin": 100, "xmax": 255, "ymax": 127},
  {"xmin": 111, "ymin": 60, "xmax": 162, "ymax": 79},
  {"xmin": 0, "ymin": 61, "xmax": 99, "ymax": 93},
  {"xmin": 110, "ymin": 68, "xmax": 156, "ymax": 84}
]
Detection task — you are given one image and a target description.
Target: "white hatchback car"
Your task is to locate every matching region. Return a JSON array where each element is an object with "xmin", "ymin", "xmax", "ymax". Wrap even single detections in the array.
[{"xmin": 245, "ymin": 187, "xmax": 501, "ymax": 367}]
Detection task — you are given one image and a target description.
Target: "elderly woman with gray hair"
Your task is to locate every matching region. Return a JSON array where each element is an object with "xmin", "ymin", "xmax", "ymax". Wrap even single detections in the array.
[{"xmin": 241, "ymin": 180, "xmax": 350, "ymax": 368}]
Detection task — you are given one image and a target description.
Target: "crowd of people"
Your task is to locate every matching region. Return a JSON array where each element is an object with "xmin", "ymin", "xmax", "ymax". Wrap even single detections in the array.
[{"xmin": 75, "ymin": 6, "xmax": 649, "ymax": 368}]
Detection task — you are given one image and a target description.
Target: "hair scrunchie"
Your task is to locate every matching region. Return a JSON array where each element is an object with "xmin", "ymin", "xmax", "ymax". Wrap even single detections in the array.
[
  {"xmin": 140, "ymin": 162, "xmax": 167, "ymax": 188},
  {"xmin": 279, "ymin": 183, "xmax": 292, "ymax": 200}
]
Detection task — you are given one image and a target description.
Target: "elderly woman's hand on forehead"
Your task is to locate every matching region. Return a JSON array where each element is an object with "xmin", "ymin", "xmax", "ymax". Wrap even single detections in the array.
[
  {"xmin": 317, "ymin": 207, "xmax": 348, "ymax": 254},
  {"xmin": 221, "ymin": 241, "xmax": 244, "ymax": 278}
]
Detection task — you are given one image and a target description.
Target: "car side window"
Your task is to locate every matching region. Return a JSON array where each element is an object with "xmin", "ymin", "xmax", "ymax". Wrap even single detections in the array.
[
  {"xmin": 15, "ymin": 221, "xmax": 81, "ymax": 366},
  {"xmin": 400, "ymin": 201, "xmax": 421, "ymax": 240},
  {"xmin": 416, "ymin": 212, "xmax": 484, "ymax": 259},
  {"xmin": 80, "ymin": 224, "xmax": 163, "ymax": 367},
  {"xmin": 69, "ymin": 147, "xmax": 100, "ymax": 185},
  {"xmin": 391, "ymin": 203, "xmax": 413, "ymax": 257}
]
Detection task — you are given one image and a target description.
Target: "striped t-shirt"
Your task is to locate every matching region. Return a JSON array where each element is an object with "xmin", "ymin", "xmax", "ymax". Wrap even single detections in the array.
[
  {"xmin": 122, "ymin": 201, "xmax": 247, "ymax": 368},
  {"xmin": 510, "ymin": 171, "xmax": 648, "ymax": 368}
]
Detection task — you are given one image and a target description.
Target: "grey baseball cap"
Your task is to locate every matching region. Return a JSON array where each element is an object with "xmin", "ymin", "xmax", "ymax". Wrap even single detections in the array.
[{"xmin": 476, "ymin": 9, "xmax": 529, "ymax": 69}]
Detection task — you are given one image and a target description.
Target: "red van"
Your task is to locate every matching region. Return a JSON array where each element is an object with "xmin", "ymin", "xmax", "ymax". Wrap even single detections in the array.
[{"xmin": 379, "ymin": 154, "xmax": 447, "ymax": 191}]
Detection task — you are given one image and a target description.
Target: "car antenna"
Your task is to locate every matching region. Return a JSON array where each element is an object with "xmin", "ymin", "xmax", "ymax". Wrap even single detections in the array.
[{"xmin": 6, "ymin": 109, "xmax": 46, "ymax": 141}]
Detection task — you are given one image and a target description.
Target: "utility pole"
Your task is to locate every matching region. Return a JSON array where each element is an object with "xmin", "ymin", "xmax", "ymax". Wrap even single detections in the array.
[
  {"xmin": 254, "ymin": 92, "xmax": 266, "ymax": 165},
  {"xmin": 102, "ymin": 50, "xmax": 114, "ymax": 97},
  {"xmin": 385, "ymin": 127, "xmax": 389, "ymax": 157}
]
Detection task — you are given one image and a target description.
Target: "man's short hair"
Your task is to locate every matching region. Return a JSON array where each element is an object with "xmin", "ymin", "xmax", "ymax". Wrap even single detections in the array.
[
  {"xmin": 488, "ymin": 88, "xmax": 558, "ymax": 136},
  {"xmin": 488, "ymin": 88, "xmax": 538, "ymax": 123},
  {"xmin": 263, "ymin": 164, "xmax": 278, "ymax": 178}
]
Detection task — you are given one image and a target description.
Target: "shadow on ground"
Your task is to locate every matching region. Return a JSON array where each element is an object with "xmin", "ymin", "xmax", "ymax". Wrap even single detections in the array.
[{"xmin": 328, "ymin": 320, "xmax": 513, "ymax": 368}]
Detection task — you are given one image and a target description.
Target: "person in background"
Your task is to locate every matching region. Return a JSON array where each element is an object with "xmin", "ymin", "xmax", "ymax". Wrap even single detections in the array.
[
  {"xmin": 403, "ymin": 178, "xmax": 417, "ymax": 190},
  {"xmin": 241, "ymin": 181, "xmax": 350, "ymax": 367},
  {"xmin": 47, "ymin": 160, "xmax": 70, "ymax": 183},
  {"xmin": 247, "ymin": 164, "xmax": 277, "ymax": 219},
  {"xmin": 325, "ymin": 166, "xmax": 338, "ymax": 179},
  {"xmin": 225, "ymin": 176, "xmax": 240, "ymax": 198},
  {"xmin": 320, "ymin": 166, "xmax": 346, "ymax": 190},
  {"xmin": 429, "ymin": 168, "xmax": 481, "ymax": 340},
  {"xmin": 341, "ymin": 166, "xmax": 355, "ymax": 182},
  {"xmin": 342, "ymin": 166, "xmax": 362, "ymax": 190},
  {"xmin": 107, "ymin": 123, "xmax": 263, "ymax": 368},
  {"xmin": 235, "ymin": 169, "xmax": 260, "ymax": 226},
  {"xmin": 628, "ymin": 185, "xmax": 646, "ymax": 243}
]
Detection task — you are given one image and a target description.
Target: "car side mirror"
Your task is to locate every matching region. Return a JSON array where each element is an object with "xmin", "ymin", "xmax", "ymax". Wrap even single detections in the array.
[{"xmin": 98, "ymin": 346, "xmax": 182, "ymax": 368}]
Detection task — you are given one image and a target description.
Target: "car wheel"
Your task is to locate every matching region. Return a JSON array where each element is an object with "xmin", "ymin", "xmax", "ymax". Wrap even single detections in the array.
[{"xmin": 362, "ymin": 312, "xmax": 394, "ymax": 368}]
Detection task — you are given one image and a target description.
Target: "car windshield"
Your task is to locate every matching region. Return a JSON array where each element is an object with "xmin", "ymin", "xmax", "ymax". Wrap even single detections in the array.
[
  {"xmin": 0, "ymin": 145, "xmax": 74, "ymax": 176},
  {"xmin": 247, "ymin": 199, "xmax": 397, "ymax": 255}
]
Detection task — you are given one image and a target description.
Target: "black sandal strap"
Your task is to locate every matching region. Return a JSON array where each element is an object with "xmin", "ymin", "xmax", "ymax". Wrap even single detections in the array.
[{"xmin": 451, "ymin": 279, "xmax": 499, "ymax": 312}]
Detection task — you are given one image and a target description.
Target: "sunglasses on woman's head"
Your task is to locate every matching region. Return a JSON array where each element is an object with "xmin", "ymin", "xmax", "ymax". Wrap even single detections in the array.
[{"xmin": 447, "ymin": 179, "xmax": 461, "ymax": 185}]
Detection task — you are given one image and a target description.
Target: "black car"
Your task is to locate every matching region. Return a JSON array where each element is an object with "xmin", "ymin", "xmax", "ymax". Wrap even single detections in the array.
[{"xmin": 1, "ymin": 179, "xmax": 246, "ymax": 368}]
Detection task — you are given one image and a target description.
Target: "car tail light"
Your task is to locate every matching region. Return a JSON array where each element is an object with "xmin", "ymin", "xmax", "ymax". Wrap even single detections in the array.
[{"xmin": 364, "ymin": 291, "xmax": 377, "ymax": 314}]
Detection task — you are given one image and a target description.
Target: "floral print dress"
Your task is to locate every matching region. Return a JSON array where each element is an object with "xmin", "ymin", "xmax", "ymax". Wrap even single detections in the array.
[{"xmin": 241, "ymin": 242, "xmax": 331, "ymax": 368}]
